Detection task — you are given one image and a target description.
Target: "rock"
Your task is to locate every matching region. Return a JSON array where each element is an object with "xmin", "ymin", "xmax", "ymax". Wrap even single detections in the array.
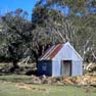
[
  {"xmin": 20, "ymin": 74, "xmax": 96, "ymax": 86},
  {"xmin": 31, "ymin": 75, "xmax": 42, "ymax": 84},
  {"xmin": 63, "ymin": 77, "xmax": 74, "ymax": 85},
  {"xmin": 56, "ymin": 81, "xmax": 63, "ymax": 85}
]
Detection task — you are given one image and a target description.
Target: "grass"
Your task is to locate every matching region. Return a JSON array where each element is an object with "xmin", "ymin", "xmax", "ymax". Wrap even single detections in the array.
[
  {"xmin": 0, "ymin": 75, "xmax": 96, "ymax": 96},
  {"xmin": 0, "ymin": 75, "xmax": 32, "ymax": 83}
]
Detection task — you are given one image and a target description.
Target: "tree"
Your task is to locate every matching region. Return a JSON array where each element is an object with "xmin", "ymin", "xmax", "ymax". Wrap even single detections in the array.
[
  {"xmin": 0, "ymin": 9, "xmax": 33, "ymax": 71},
  {"xmin": 32, "ymin": 0, "xmax": 96, "ymax": 62},
  {"xmin": 0, "ymin": 0, "xmax": 96, "ymax": 69}
]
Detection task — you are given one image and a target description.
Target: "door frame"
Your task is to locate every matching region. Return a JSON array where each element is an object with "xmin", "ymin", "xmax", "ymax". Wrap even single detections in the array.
[{"xmin": 61, "ymin": 60, "xmax": 72, "ymax": 76}]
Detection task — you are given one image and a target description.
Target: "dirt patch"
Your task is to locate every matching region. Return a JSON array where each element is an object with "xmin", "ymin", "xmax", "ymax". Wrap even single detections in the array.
[
  {"xmin": 16, "ymin": 83, "xmax": 32, "ymax": 90},
  {"xmin": 15, "ymin": 83, "xmax": 47, "ymax": 91}
]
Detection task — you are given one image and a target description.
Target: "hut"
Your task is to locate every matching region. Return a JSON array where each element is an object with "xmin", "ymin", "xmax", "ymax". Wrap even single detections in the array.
[{"xmin": 37, "ymin": 42, "xmax": 83, "ymax": 77}]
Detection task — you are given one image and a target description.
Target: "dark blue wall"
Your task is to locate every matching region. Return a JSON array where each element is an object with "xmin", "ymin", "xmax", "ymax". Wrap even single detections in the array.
[{"xmin": 37, "ymin": 60, "xmax": 52, "ymax": 76}]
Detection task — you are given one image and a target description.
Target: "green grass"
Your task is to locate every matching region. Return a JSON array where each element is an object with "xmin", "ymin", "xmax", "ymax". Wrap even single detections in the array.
[
  {"xmin": 0, "ymin": 81, "xmax": 96, "ymax": 96},
  {"xmin": 0, "ymin": 75, "xmax": 96, "ymax": 96},
  {"xmin": 0, "ymin": 75, "xmax": 32, "ymax": 83}
]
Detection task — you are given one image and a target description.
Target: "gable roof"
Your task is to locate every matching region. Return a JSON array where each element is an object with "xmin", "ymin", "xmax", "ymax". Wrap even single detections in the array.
[
  {"xmin": 65, "ymin": 42, "xmax": 83, "ymax": 61},
  {"xmin": 39, "ymin": 44, "xmax": 63, "ymax": 60},
  {"xmin": 39, "ymin": 42, "xmax": 83, "ymax": 61}
]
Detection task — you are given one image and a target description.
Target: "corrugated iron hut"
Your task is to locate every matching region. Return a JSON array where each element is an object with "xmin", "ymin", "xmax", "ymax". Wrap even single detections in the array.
[{"xmin": 37, "ymin": 42, "xmax": 83, "ymax": 77}]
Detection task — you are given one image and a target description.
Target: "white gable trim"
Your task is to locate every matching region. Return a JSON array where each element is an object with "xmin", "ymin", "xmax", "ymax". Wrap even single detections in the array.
[{"xmin": 65, "ymin": 42, "xmax": 83, "ymax": 61}]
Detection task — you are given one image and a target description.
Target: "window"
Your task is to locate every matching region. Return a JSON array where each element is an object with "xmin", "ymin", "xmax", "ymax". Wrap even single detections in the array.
[{"xmin": 42, "ymin": 63, "xmax": 47, "ymax": 71}]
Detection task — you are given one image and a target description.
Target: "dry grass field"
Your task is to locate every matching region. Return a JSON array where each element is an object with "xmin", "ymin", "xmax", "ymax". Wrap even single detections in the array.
[{"xmin": 0, "ymin": 75, "xmax": 96, "ymax": 96}]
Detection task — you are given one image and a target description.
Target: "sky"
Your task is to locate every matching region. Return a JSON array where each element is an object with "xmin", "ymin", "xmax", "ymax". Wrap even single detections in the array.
[
  {"xmin": 1, "ymin": 0, "xmax": 95, "ymax": 20},
  {"xmin": 0, "ymin": 0, "xmax": 37, "ymax": 19}
]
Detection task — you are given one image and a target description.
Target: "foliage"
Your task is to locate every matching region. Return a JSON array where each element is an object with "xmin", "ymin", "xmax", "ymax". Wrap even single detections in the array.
[
  {"xmin": 0, "ymin": 0, "xmax": 96, "ymax": 72},
  {"xmin": 0, "ymin": 9, "xmax": 34, "ymax": 69},
  {"xmin": 32, "ymin": 0, "xmax": 96, "ymax": 62}
]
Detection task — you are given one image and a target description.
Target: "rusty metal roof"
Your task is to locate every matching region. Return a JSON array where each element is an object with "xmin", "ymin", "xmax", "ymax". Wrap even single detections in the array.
[{"xmin": 39, "ymin": 44, "xmax": 63, "ymax": 60}]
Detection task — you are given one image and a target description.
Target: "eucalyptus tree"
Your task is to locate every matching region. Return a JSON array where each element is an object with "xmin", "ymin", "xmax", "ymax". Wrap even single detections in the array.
[
  {"xmin": 0, "ymin": 9, "xmax": 33, "ymax": 70},
  {"xmin": 32, "ymin": 0, "xmax": 96, "ymax": 62}
]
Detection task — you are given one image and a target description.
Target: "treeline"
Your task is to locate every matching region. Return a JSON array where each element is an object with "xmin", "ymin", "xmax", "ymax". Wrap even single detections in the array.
[{"xmin": 0, "ymin": 0, "xmax": 96, "ymax": 69}]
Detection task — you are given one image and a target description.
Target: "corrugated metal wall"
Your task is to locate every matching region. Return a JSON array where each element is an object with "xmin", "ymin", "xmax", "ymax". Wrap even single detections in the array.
[
  {"xmin": 53, "ymin": 44, "xmax": 72, "ymax": 61},
  {"xmin": 37, "ymin": 42, "xmax": 83, "ymax": 77},
  {"xmin": 52, "ymin": 60, "xmax": 83, "ymax": 77},
  {"xmin": 72, "ymin": 61, "xmax": 83, "ymax": 76},
  {"xmin": 52, "ymin": 60, "xmax": 61, "ymax": 77},
  {"xmin": 53, "ymin": 42, "xmax": 83, "ymax": 61},
  {"xmin": 37, "ymin": 60, "xmax": 52, "ymax": 76},
  {"xmin": 52, "ymin": 42, "xmax": 83, "ymax": 77}
]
